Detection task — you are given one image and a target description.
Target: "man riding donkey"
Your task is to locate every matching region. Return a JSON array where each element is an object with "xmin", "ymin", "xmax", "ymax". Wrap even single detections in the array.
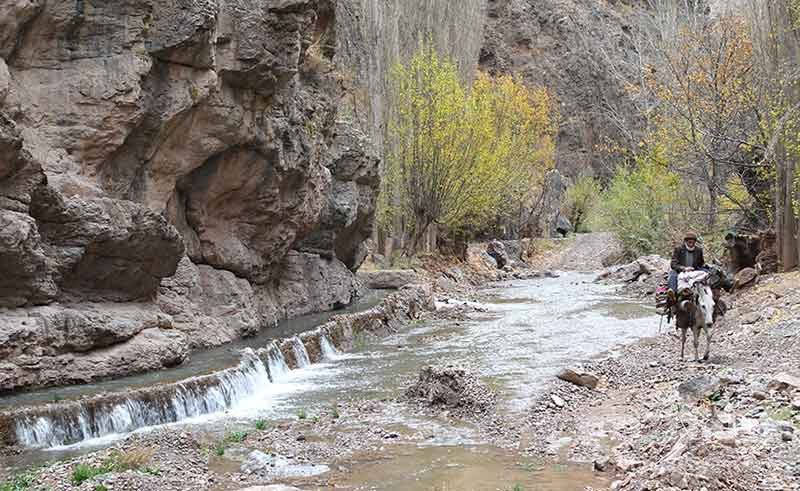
[
  {"xmin": 667, "ymin": 231, "xmax": 705, "ymax": 302},
  {"xmin": 660, "ymin": 231, "xmax": 722, "ymax": 361}
]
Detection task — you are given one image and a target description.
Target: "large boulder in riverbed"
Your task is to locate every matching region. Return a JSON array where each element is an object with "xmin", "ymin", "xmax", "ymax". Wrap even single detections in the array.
[
  {"xmin": 405, "ymin": 365, "xmax": 496, "ymax": 416},
  {"xmin": 734, "ymin": 267, "xmax": 758, "ymax": 290},
  {"xmin": 557, "ymin": 368, "xmax": 599, "ymax": 389},
  {"xmin": 678, "ymin": 375, "xmax": 722, "ymax": 401},
  {"xmin": 357, "ymin": 270, "xmax": 419, "ymax": 289},
  {"xmin": 486, "ymin": 240, "xmax": 508, "ymax": 269},
  {"xmin": 554, "ymin": 214, "xmax": 572, "ymax": 237},
  {"xmin": 599, "ymin": 255, "xmax": 669, "ymax": 283}
]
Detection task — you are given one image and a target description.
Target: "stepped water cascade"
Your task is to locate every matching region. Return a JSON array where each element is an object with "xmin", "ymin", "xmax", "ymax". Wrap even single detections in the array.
[
  {"xmin": 264, "ymin": 341, "xmax": 291, "ymax": 381},
  {"xmin": 13, "ymin": 349, "xmax": 274, "ymax": 449},
  {"xmin": 1, "ymin": 287, "xmax": 429, "ymax": 451},
  {"xmin": 320, "ymin": 333, "xmax": 342, "ymax": 360},
  {"xmin": 290, "ymin": 337, "xmax": 311, "ymax": 368}
]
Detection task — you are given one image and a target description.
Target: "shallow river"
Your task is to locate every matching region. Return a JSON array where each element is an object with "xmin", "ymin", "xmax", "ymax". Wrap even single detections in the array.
[{"xmin": 3, "ymin": 272, "xmax": 659, "ymax": 490}]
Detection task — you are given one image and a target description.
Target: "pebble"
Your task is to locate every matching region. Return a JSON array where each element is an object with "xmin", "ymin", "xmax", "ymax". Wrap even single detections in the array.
[
  {"xmin": 752, "ymin": 391, "xmax": 768, "ymax": 400},
  {"xmin": 718, "ymin": 413, "xmax": 734, "ymax": 428},
  {"xmin": 782, "ymin": 432, "xmax": 794, "ymax": 442},
  {"xmin": 593, "ymin": 456, "xmax": 610, "ymax": 472},
  {"xmin": 714, "ymin": 431, "xmax": 737, "ymax": 447},
  {"xmin": 551, "ymin": 394, "xmax": 566, "ymax": 408}
]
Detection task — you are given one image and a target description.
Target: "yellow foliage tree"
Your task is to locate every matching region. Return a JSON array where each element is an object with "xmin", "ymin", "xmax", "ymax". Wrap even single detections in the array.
[
  {"xmin": 646, "ymin": 15, "xmax": 759, "ymax": 228},
  {"xmin": 382, "ymin": 45, "xmax": 556, "ymax": 252}
]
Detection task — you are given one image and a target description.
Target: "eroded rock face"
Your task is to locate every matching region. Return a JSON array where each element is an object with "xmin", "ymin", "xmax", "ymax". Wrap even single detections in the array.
[
  {"xmin": 0, "ymin": 304, "xmax": 187, "ymax": 393},
  {"xmin": 480, "ymin": 0, "xmax": 641, "ymax": 176},
  {"xmin": 0, "ymin": 0, "xmax": 379, "ymax": 392}
]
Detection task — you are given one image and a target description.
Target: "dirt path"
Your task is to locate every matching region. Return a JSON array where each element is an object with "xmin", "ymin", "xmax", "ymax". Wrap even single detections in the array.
[{"xmin": 535, "ymin": 232, "xmax": 622, "ymax": 272}]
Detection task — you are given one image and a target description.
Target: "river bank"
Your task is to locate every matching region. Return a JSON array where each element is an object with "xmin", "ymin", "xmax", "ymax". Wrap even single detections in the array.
[
  {"xmin": 2, "ymin": 234, "xmax": 797, "ymax": 490},
  {"xmin": 520, "ymin": 273, "xmax": 800, "ymax": 490}
]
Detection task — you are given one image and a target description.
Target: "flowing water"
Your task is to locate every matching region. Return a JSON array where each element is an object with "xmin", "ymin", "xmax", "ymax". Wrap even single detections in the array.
[
  {"xmin": 1, "ymin": 273, "xmax": 659, "ymax": 489},
  {"xmin": 0, "ymin": 289, "xmax": 388, "ymax": 410}
]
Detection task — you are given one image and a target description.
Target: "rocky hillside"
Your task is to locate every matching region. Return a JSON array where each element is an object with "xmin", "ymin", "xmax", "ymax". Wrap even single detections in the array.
[
  {"xmin": 0, "ymin": 0, "xmax": 485, "ymax": 393},
  {"xmin": 481, "ymin": 0, "xmax": 642, "ymax": 176}
]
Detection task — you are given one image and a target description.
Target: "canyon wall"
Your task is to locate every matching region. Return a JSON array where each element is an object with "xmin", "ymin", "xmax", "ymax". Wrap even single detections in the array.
[
  {"xmin": 481, "ymin": 0, "xmax": 642, "ymax": 178},
  {"xmin": 0, "ymin": 0, "xmax": 487, "ymax": 394}
]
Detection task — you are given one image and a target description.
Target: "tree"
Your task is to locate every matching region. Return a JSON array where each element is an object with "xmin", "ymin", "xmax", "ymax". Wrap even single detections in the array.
[
  {"xmin": 746, "ymin": 0, "xmax": 800, "ymax": 270},
  {"xmin": 562, "ymin": 175, "xmax": 601, "ymax": 233},
  {"xmin": 381, "ymin": 45, "xmax": 555, "ymax": 252},
  {"xmin": 647, "ymin": 14, "xmax": 758, "ymax": 228},
  {"xmin": 592, "ymin": 144, "xmax": 681, "ymax": 258}
]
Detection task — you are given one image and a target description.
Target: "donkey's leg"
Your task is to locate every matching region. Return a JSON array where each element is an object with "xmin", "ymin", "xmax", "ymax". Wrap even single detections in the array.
[
  {"xmin": 680, "ymin": 328, "xmax": 687, "ymax": 361},
  {"xmin": 692, "ymin": 325, "xmax": 701, "ymax": 361},
  {"xmin": 702, "ymin": 325, "xmax": 712, "ymax": 361}
]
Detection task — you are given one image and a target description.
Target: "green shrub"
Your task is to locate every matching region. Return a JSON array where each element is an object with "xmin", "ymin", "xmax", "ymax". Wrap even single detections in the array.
[
  {"xmin": 296, "ymin": 408, "xmax": 307, "ymax": 420},
  {"xmin": 592, "ymin": 145, "xmax": 680, "ymax": 258},
  {"xmin": 71, "ymin": 464, "xmax": 112, "ymax": 486},
  {"xmin": 255, "ymin": 419, "xmax": 267, "ymax": 431},
  {"xmin": 225, "ymin": 431, "xmax": 248, "ymax": 443},
  {"xmin": 0, "ymin": 471, "xmax": 36, "ymax": 491},
  {"xmin": 213, "ymin": 442, "xmax": 226, "ymax": 456},
  {"xmin": 563, "ymin": 174, "xmax": 601, "ymax": 233}
]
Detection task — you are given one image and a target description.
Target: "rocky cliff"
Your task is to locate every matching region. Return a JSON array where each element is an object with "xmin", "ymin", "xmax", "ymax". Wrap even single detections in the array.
[
  {"xmin": 0, "ymin": 0, "xmax": 487, "ymax": 394},
  {"xmin": 480, "ymin": 0, "xmax": 642, "ymax": 177},
  {"xmin": 0, "ymin": 0, "xmax": 368, "ymax": 393}
]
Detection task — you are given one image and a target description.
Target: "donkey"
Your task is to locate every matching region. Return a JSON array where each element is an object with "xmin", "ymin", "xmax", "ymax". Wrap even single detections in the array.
[{"xmin": 675, "ymin": 275, "xmax": 715, "ymax": 362}]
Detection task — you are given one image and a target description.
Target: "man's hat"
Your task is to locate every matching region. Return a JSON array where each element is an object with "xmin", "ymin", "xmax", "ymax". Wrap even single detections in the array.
[{"xmin": 684, "ymin": 231, "xmax": 698, "ymax": 241}]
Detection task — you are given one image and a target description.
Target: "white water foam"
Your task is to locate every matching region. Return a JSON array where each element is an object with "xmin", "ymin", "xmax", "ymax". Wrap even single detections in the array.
[
  {"xmin": 320, "ymin": 333, "xmax": 342, "ymax": 360},
  {"xmin": 290, "ymin": 336, "xmax": 311, "ymax": 368},
  {"xmin": 16, "ymin": 349, "xmax": 273, "ymax": 449},
  {"xmin": 266, "ymin": 341, "xmax": 291, "ymax": 382}
]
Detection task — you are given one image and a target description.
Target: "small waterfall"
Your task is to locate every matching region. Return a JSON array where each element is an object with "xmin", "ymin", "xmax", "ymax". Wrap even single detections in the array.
[
  {"xmin": 320, "ymin": 333, "xmax": 341, "ymax": 360},
  {"xmin": 265, "ymin": 341, "xmax": 290, "ymax": 382},
  {"xmin": 14, "ymin": 348, "xmax": 270, "ymax": 449},
  {"xmin": 290, "ymin": 336, "xmax": 311, "ymax": 368}
]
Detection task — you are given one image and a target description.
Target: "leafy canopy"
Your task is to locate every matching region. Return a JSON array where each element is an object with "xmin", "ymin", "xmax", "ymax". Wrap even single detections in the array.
[{"xmin": 381, "ymin": 44, "xmax": 555, "ymax": 250}]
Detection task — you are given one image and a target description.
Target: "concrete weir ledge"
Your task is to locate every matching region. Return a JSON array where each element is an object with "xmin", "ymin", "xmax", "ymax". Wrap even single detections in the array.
[{"xmin": 0, "ymin": 284, "xmax": 434, "ymax": 450}]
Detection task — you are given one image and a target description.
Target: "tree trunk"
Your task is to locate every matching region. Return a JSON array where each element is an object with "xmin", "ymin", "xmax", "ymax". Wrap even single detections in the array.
[
  {"xmin": 783, "ymin": 155, "xmax": 798, "ymax": 270},
  {"xmin": 707, "ymin": 161, "xmax": 718, "ymax": 229}
]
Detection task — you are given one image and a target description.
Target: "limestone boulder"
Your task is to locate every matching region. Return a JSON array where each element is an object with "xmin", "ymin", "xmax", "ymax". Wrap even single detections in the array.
[
  {"xmin": 0, "ymin": 303, "xmax": 185, "ymax": 393},
  {"xmin": 734, "ymin": 267, "xmax": 758, "ymax": 290},
  {"xmin": 357, "ymin": 270, "xmax": 419, "ymax": 290},
  {"xmin": 30, "ymin": 188, "xmax": 185, "ymax": 302},
  {"xmin": 0, "ymin": 209, "xmax": 56, "ymax": 308},
  {"xmin": 487, "ymin": 240, "xmax": 509, "ymax": 269}
]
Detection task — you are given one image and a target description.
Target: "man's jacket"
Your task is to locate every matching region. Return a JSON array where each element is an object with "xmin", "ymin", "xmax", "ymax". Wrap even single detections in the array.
[{"xmin": 671, "ymin": 245, "xmax": 705, "ymax": 272}]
